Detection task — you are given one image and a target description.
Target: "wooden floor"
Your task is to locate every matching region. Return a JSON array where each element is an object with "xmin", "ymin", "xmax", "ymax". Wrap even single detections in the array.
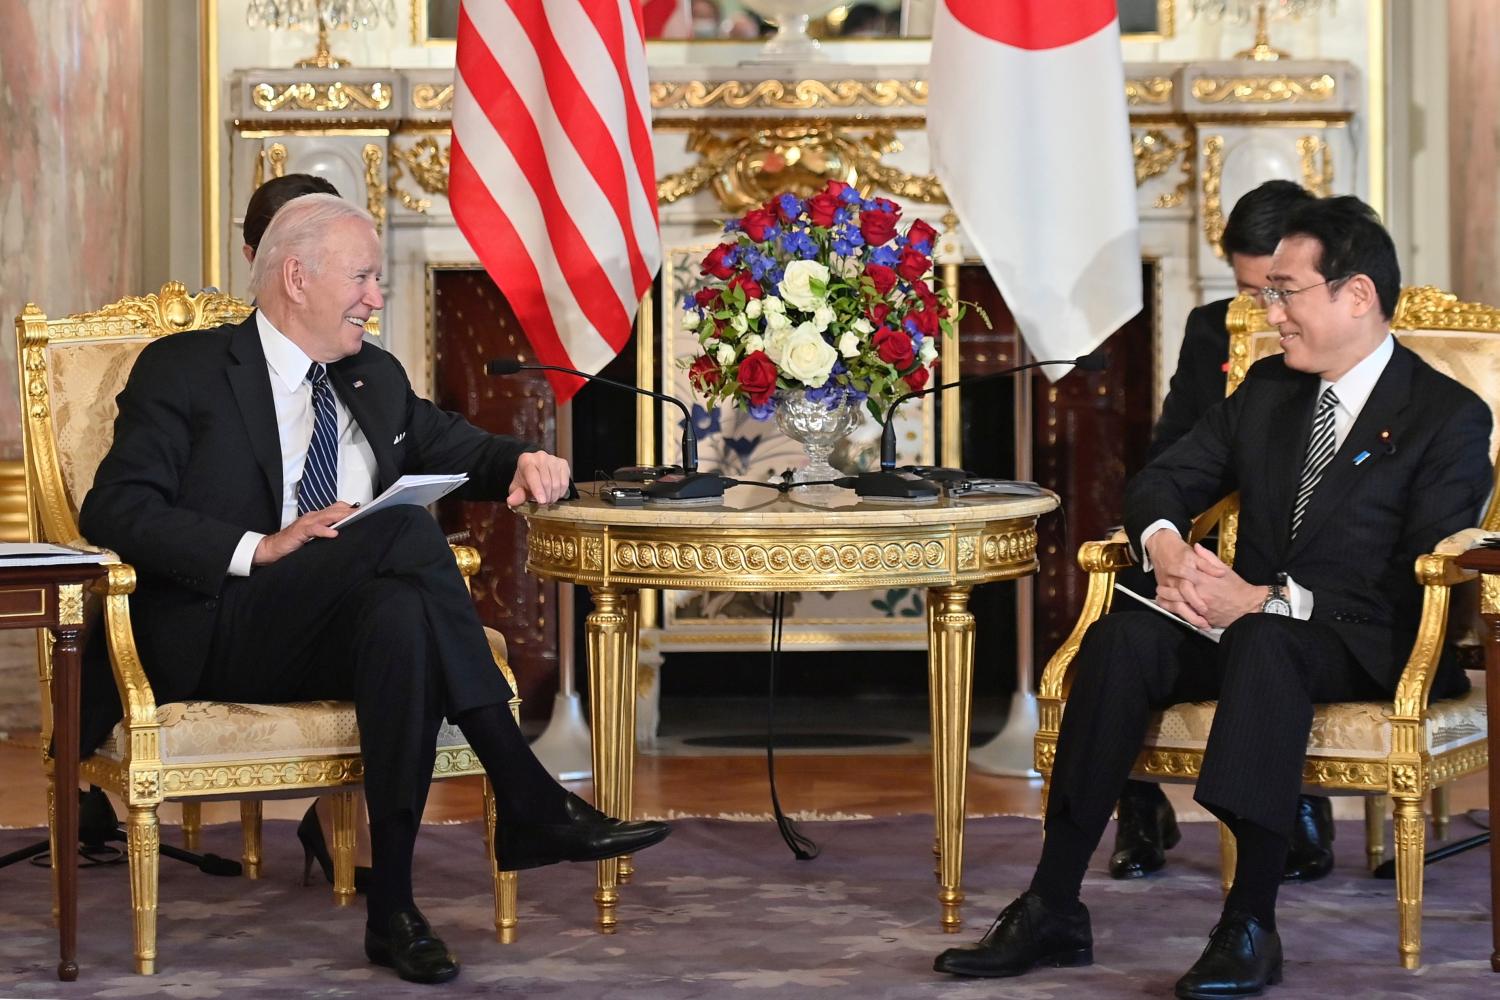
[{"xmin": 0, "ymin": 730, "xmax": 1486, "ymax": 831}]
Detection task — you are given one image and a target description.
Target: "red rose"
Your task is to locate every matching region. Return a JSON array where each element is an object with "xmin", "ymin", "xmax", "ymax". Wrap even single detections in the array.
[
  {"xmin": 863, "ymin": 263, "xmax": 898, "ymax": 296},
  {"xmin": 807, "ymin": 190, "xmax": 841, "ymax": 228},
  {"xmin": 906, "ymin": 219, "xmax": 938, "ymax": 252},
  {"xmin": 688, "ymin": 352, "xmax": 722, "ymax": 392},
  {"xmin": 728, "ymin": 271, "xmax": 763, "ymax": 301},
  {"xmin": 873, "ymin": 325, "xmax": 915, "ymax": 370},
  {"xmin": 740, "ymin": 208, "xmax": 777, "ymax": 242},
  {"xmin": 823, "ymin": 179, "xmax": 852, "ymax": 200},
  {"xmin": 700, "ymin": 243, "xmax": 736, "ymax": 279},
  {"xmin": 859, "ymin": 197, "xmax": 901, "ymax": 246},
  {"xmin": 903, "ymin": 365, "xmax": 931, "ymax": 391},
  {"xmin": 907, "ymin": 307, "xmax": 940, "ymax": 337},
  {"xmin": 694, "ymin": 287, "xmax": 722, "ymax": 309},
  {"xmin": 897, "ymin": 246, "xmax": 930, "ymax": 281},
  {"xmin": 867, "ymin": 302, "xmax": 892, "ymax": 326},
  {"xmin": 737, "ymin": 350, "xmax": 778, "ymax": 405}
]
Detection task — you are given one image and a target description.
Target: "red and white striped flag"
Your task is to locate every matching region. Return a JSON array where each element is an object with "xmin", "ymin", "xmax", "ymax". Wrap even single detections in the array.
[
  {"xmin": 929, "ymin": 1, "xmax": 1140, "ymax": 376},
  {"xmin": 450, "ymin": 0, "xmax": 661, "ymax": 401}
]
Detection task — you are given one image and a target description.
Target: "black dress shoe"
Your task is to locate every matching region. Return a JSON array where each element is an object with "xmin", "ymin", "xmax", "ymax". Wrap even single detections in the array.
[
  {"xmin": 932, "ymin": 891, "xmax": 1092, "ymax": 978},
  {"xmin": 497, "ymin": 792, "xmax": 671, "ymax": 871},
  {"xmin": 1174, "ymin": 911, "xmax": 1282, "ymax": 999},
  {"xmin": 1281, "ymin": 795, "xmax": 1334, "ymax": 882},
  {"xmin": 1109, "ymin": 786, "xmax": 1181, "ymax": 879},
  {"xmin": 296, "ymin": 803, "xmax": 372, "ymax": 894},
  {"xmin": 365, "ymin": 909, "xmax": 460, "ymax": 984}
]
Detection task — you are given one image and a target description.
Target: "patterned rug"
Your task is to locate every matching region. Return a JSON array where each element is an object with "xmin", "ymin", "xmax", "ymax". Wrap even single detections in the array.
[{"xmin": 0, "ymin": 814, "xmax": 1492, "ymax": 998}]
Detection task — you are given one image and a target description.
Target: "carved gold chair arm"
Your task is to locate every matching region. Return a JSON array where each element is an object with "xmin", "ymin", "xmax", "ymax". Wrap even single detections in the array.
[
  {"xmin": 1189, "ymin": 493, "xmax": 1238, "ymax": 548},
  {"xmin": 1390, "ymin": 536, "xmax": 1486, "ymax": 720},
  {"xmin": 91, "ymin": 561, "xmax": 161, "ymax": 729},
  {"xmin": 451, "ymin": 543, "xmax": 481, "ymax": 580},
  {"xmin": 1038, "ymin": 533, "xmax": 1132, "ymax": 701}
]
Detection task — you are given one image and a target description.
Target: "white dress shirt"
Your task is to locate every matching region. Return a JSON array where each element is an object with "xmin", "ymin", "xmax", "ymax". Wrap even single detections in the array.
[
  {"xmin": 1140, "ymin": 333, "xmax": 1396, "ymax": 618},
  {"xmin": 227, "ymin": 312, "xmax": 380, "ymax": 575}
]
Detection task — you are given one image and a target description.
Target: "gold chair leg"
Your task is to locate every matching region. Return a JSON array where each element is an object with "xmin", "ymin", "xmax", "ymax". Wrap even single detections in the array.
[
  {"xmin": 484, "ymin": 778, "xmax": 518, "ymax": 943},
  {"xmin": 1364, "ymin": 797, "xmax": 1385, "ymax": 871},
  {"xmin": 127, "ymin": 805, "xmax": 160, "ymax": 975},
  {"xmin": 240, "ymin": 800, "xmax": 262, "ymax": 879},
  {"xmin": 1430, "ymin": 785, "xmax": 1449, "ymax": 841},
  {"xmin": 330, "ymin": 792, "xmax": 357, "ymax": 907},
  {"xmin": 1394, "ymin": 794, "xmax": 1425, "ymax": 969},
  {"xmin": 1218, "ymin": 822, "xmax": 1236, "ymax": 896},
  {"xmin": 181, "ymin": 801, "xmax": 202, "ymax": 852}
]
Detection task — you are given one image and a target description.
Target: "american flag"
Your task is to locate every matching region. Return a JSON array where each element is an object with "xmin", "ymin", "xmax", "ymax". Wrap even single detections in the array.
[{"xmin": 450, "ymin": 0, "xmax": 661, "ymax": 402}]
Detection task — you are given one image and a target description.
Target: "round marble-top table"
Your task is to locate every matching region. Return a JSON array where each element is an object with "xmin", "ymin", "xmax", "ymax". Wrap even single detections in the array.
[{"xmin": 520, "ymin": 483, "xmax": 1060, "ymax": 934}]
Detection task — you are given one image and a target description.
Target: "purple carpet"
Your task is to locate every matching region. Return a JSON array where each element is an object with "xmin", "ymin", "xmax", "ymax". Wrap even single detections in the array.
[{"xmin": 0, "ymin": 815, "xmax": 1492, "ymax": 998}]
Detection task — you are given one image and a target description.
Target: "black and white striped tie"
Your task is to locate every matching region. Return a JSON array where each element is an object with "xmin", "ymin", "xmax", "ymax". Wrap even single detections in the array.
[
  {"xmin": 296, "ymin": 362, "xmax": 339, "ymax": 516},
  {"xmin": 1290, "ymin": 386, "xmax": 1338, "ymax": 539}
]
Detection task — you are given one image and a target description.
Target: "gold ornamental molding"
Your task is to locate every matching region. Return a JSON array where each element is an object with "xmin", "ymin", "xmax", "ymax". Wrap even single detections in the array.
[
  {"xmin": 1133, "ymin": 128, "xmax": 1189, "ymax": 187},
  {"xmin": 412, "ymin": 83, "xmax": 454, "ymax": 113},
  {"xmin": 1297, "ymin": 135, "xmax": 1333, "ymax": 197},
  {"xmin": 650, "ymin": 79, "xmax": 928, "ymax": 112},
  {"xmin": 1201, "ymin": 134, "xmax": 1226, "ymax": 258},
  {"xmin": 58, "ymin": 583, "xmax": 84, "ymax": 626},
  {"xmin": 390, "ymin": 135, "xmax": 450, "ymax": 213},
  {"xmin": 40, "ymin": 282, "xmax": 250, "ymax": 342},
  {"xmin": 252, "ymin": 81, "xmax": 394, "ymax": 113},
  {"xmin": 1190, "ymin": 74, "xmax": 1337, "ymax": 105},
  {"xmin": 1389, "ymin": 285, "xmax": 1500, "ymax": 332},
  {"xmin": 1482, "ymin": 572, "xmax": 1500, "ymax": 616},
  {"xmin": 658, "ymin": 124, "xmax": 944, "ymax": 211},
  {"xmin": 362, "ymin": 143, "xmax": 387, "ymax": 234},
  {"xmin": 1125, "ymin": 76, "xmax": 1174, "ymax": 107}
]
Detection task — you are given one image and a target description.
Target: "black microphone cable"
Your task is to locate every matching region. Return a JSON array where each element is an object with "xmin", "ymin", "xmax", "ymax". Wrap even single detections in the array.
[{"xmin": 766, "ymin": 591, "xmax": 819, "ymax": 861}]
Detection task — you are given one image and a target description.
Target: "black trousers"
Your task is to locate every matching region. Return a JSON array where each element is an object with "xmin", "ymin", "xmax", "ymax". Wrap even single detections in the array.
[
  {"xmin": 197, "ymin": 506, "xmax": 516, "ymax": 824},
  {"xmin": 1048, "ymin": 611, "xmax": 1386, "ymax": 840}
]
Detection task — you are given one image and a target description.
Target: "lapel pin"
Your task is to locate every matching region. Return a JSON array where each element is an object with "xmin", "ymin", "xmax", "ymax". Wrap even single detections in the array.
[
  {"xmin": 1380, "ymin": 429, "xmax": 1396, "ymax": 455},
  {"xmin": 352, "ymin": 379, "xmax": 365, "ymax": 389},
  {"xmin": 1354, "ymin": 450, "xmax": 1370, "ymax": 465}
]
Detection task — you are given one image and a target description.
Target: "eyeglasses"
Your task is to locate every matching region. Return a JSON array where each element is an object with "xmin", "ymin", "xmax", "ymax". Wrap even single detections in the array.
[{"xmin": 1261, "ymin": 275, "xmax": 1352, "ymax": 308}]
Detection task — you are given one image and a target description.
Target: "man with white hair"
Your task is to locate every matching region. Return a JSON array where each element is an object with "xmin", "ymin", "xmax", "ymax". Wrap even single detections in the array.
[{"xmin": 80, "ymin": 194, "xmax": 670, "ymax": 984}]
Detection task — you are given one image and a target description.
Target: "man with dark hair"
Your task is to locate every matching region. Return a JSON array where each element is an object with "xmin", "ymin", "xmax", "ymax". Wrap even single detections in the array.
[
  {"xmin": 936, "ymin": 195, "xmax": 1491, "ymax": 997},
  {"xmin": 1112, "ymin": 180, "xmax": 1338, "ymax": 885},
  {"xmin": 242, "ymin": 173, "xmax": 340, "ymax": 260}
]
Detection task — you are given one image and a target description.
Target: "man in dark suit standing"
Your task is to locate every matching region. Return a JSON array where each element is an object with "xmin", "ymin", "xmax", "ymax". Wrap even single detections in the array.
[
  {"xmin": 935, "ymin": 198, "xmax": 1492, "ymax": 997},
  {"xmin": 1112, "ymin": 181, "xmax": 1341, "ymax": 885},
  {"xmin": 80, "ymin": 195, "xmax": 670, "ymax": 985}
]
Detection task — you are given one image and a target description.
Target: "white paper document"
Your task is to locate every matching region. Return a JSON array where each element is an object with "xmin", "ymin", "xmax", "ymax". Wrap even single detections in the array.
[
  {"xmin": 0, "ymin": 542, "xmax": 109, "ymax": 566},
  {"xmin": 332, "ymin": 474, "xmax": 469, "ymax": 529},
  {"xmin": 1114, "ymin": 583, "xmax": 1224, "ymax": 643}
]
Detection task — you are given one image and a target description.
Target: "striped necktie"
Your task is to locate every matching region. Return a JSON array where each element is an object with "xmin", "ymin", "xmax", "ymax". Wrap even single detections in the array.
[
  {"xmin": 1290, "ymin": 386, "xmax": 1338, "ymax": 539},
  {"xmin": 296, "ymin": 362, "xmax": 339, "ymax": 516}
]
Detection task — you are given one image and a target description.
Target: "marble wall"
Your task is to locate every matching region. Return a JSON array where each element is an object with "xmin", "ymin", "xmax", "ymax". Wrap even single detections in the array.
[
  {"xmin": 1449, "ymin": 0, "xmax": 1500, "ymax": 305},
  {"xmin": 0, "ymin": 0, "xmax": 144, "ymax": 460}
]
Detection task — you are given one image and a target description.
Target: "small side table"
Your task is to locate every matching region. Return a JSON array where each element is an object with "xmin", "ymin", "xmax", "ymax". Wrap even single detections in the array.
[
  {"xmin": 0, "ymin": 561, "xmax": 109, "ymax": 981},
  {"xmin": 1455, "ymin": 545, "xmax": 1500, "ymax": 973}
]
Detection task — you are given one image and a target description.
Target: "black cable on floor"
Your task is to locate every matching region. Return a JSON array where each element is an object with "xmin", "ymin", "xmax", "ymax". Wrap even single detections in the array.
[{"xmin": 766, "ymin": 591, "xmax": 819, "ymax": 860}]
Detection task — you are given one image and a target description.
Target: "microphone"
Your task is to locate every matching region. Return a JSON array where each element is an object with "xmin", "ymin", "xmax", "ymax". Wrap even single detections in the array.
[
  {"xmin": 485, "ymin": 358, "xmax": 725, "ymax": 500},
  {"xmin": 855, "ymin": 350, "xmax": 1110, "ymax": 500}
]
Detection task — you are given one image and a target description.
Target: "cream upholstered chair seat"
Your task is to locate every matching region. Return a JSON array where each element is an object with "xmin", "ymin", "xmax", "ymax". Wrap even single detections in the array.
[
  {"xmin": 1036, "ymin": 286, "xmax": 1500, "ymax": 971},
  {"xmin": 16, "ymin": 283, "xmax": 519, "ymax": 975}
]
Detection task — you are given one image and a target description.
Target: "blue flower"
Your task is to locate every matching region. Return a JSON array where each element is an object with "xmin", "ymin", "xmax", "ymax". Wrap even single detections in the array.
[
  {"xmin": 748, "ymin": 399, "xmax": 776, "ymax": 421},
  {"xmin": 837, "ymin": 186, "xmax": 862, "ymax": 205},
  {"xmin": 681, "ymin": 292, "xmax": 697, "ymax": 311},
  {"xmin": 779, "ymin": 229, "xmax": 819, "ymax": 260},
  {"xmin": 869, "ymin": 245, "xmax": 900, "ymax": 267},
  {"xmin": 777, "ymin": 193, "xmax": 806, "ymax": 220},
  {"xmin": 834, "ymin": 206, "xmax": 853, "ymax": 226},
  {"xmin": 741, "ymin": 247, "xmax": 774, "ymax": 281}
]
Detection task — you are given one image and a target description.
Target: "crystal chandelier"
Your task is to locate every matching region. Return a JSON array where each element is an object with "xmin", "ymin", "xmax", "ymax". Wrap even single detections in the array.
[
  {"xmin": 246, "ymin": 0, "xmax": 396, "ymax": 69},
  {"xmin": 1191, "ymin": 0, "xmax": 1334, "ymax": 61}
]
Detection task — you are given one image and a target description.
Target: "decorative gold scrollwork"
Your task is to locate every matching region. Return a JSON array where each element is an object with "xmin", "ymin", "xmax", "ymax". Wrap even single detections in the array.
[
  {"xmin": 389, "ymin": 135, "xmax": 450, "ymax": 214},
  {"xmin": 1133, "ymin": 129, "xmax": 1189, "ymax": 187},
  {"xmin": 1201, "ymin": 135, "xmax": 1226, "ymax": 258},
  {"xmin": 251, "ymin": 81, "xmax": 393, "ymax": 113},
  {"xmin": 58, "ymin": 584, "xmax": 84, "ymax": 626},
  {"xmin": 1190, "ymin": 74, "xmax": 1336, "ymax": 105},
  {"xmin": 1389, "ymin": 285, "xmax": 1500, "ymax": 332},
  {"xmin": 362, "ymin": 144, "xmax": 387, "ymax": 235},
  {"xmin": 411, "ymin": 83, "xmax": 454, "ymax": 112},
  {"xmin": 1125, "ymin": 77, "xmax": 1174, "ymax": 106},
  {"xmin": 649, "ymin": 79, "xmax": 927, "ymax": 112},
  {"xmin": 1296, "ymin": 135, "xmax": 1333, "ymax": 197},
  {"xmin": 60, "ymin": 282, "xmax": 251, "ymax": 337}
]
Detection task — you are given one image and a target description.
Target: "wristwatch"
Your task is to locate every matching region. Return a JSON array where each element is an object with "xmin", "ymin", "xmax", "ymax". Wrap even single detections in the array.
[{"xmin": 1261, "ymin": 575, "xmax": 1292, "ymax": 616}]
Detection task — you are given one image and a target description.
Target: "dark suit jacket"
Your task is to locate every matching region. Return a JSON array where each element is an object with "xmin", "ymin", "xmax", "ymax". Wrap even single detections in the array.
[
  {"xmin": 77, "ymin": 313, "xmax": 537, "ymax": 749},
  {"xmin": 1145, "ymin": 298, "xmax": 1231, "ymax": 464},
  {"xmin": 1124, "ymin": 341, "xmax": 1493, "ymax": 691}
]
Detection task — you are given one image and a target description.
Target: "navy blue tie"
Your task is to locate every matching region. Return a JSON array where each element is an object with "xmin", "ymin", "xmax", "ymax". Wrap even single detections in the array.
[{"xmin": 297, "ymin": 362, "xmax": 339, "ymax": 516}]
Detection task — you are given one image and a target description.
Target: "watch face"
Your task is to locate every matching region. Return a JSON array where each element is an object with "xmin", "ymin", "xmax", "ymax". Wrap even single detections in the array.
[{"xmin": 1262, "ymin": 597, "xmax": 1292, "ymax": 616}]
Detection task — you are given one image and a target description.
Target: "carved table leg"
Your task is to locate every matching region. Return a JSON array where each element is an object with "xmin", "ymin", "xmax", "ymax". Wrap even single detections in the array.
[
  {"xmin": 927, "ymin": 585, "xmax": 975, "ymax": 933},
  {"xmin": 51, "ymin": 603, "xmax": 83, "ymax": 982},
  {"xmin": 586, "ymin": 585, "xmax": 638, "ymax": 933}
]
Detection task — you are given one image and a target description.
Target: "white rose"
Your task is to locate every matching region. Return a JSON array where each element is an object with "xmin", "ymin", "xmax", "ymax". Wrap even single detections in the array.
[
  {"xmin": 716, "ymin": 342, "xmax": 736, "ymax": 366},
  {"xmin": 779, "ymin": 325, "xmax": 839, "ymax": 387},
  {"xmin": 852, "ymin": 317, "xmax": 873, "ymax": 335},
  {"xmin": 742, "ymin": 333, "xmax": 765, "ymax": 354},
  {"xmin": 777, "ymin": 260, "xmax": 831, "ymax": 311},
  {"xmin": 762, "ymin": 296, "xmax": 786, "ymax": 315},
  {"xmin": 746, "ymin": 298, "xmax": 763, "ymax": 319},
  {"xmin": 764, "ymin": 309, "xmax": 792, "ymax": 334},
  {"xmin": 764, "ymin": 324, "xmax": 794, "ymax": 365},
  {"xmin": 682, "ymin": 310, "xmax": 700, "ymax": 331},
  {"xmin": 811, "ymin": 303, "xmax": 835, "ymax": 333},
  {"xmin": 730, "ymin": 313, "xmax": 749, "ymax": 334},
  {"xmin": 837, "ymin": 331, "xmax": 861, "ymax": 359},
  {"xmin": 919, "ymin": 336, "xmax": 939, "ymax": 365}
]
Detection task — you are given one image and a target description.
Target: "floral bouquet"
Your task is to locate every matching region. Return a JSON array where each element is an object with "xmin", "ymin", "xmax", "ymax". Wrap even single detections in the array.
[{"xmin": 680, "ymin": 180, "xmax": 965, "ymax": 423}]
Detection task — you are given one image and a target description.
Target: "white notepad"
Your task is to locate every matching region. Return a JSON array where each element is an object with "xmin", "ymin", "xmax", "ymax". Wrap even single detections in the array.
[
  {"xmin": 332, "ymin": 474, "xmax": 469, "ymax": 529},
  {"xmin": 0, "ymin": 543, "xmax": 109, "ymax": 566},
  {"xmin": 1114, "ymin": 583, "xmax": 1224, "ymax": 643}
]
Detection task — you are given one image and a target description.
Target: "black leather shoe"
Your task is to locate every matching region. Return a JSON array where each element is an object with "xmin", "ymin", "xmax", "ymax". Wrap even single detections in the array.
[
  {"xmin": 497, "ymin": 792, "xmax": 671, "ymax": 871},
  {"xmin": 1109, "ymin": 786, "xmax": 1181, "ymax": 879},
  {"xmin": 297, "ymin": 803, "xmax": 372, "ymax": 894},
  {"xmin": 932, "ymin": 891, "xmax": 1092, "ymax": 978},
  {"xmin": 1174, "ymin": 911, "xmax": 1282, "ymax": 999},
  {"xmin": 364, "ymin": 909, "xmax": 460, "ymax": 985},
  {"xmin": 1281, "ymin": 795, "xmax": 1334, "ymax": 882}
]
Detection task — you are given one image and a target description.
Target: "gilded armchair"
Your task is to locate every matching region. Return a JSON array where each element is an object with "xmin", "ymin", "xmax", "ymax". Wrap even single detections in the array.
[
  {"xmin": 16, "ymin": 283, "xmax": 521, "ymax": 974},
  {"xmin": 1036, "ymin": 285, "xmax": 1499, "ymax": 969}
]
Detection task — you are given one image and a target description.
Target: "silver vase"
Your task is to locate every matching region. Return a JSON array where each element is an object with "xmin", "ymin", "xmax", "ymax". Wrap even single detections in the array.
[{"xmin": 775, "ymin": 389, "xmax": 862, "ymax": 496}]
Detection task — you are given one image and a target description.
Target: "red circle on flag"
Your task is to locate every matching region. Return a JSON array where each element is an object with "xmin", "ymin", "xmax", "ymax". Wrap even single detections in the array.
[{"xmin": 946, "ymin": 0, "xmax": 1116, "ymax": 50}]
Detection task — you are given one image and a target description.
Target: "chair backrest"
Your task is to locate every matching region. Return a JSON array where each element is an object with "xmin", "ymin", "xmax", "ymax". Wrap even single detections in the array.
[
  {"xmin": 15, "ymin": 282, "xmax": 251, "ymax": 546},
  {"xmin": 1225, "ymin": 286, "xmax": 1500, "ymax": 546}
]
